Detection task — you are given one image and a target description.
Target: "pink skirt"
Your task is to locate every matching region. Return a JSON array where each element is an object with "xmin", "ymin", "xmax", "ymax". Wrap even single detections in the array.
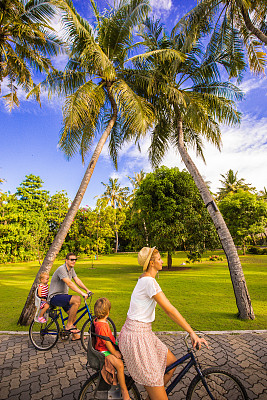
[{"xmin": 119, "ymin": 318, "xmax": 168, "ymax": 387}]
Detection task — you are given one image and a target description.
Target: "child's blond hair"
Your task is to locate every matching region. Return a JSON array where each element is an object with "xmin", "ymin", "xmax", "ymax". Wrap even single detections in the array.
[
  {"xmin": 94, "ymin": 297, "xmax": 111, "ymax": 319},
  {"xmin": 39, "ymin": 272, "xmax": 49, "ymax": 282}
]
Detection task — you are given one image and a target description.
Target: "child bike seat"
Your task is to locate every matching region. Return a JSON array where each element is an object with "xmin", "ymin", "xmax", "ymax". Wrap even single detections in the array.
[{"xmin": 87, "ymin": 322, "xmax": 106, "ymax": 371}]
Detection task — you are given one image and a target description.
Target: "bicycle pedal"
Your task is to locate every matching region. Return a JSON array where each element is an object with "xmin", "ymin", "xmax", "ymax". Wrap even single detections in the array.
[{"xmin": 60, "ymin": 330, "xmax": 71, "ymax": 340}]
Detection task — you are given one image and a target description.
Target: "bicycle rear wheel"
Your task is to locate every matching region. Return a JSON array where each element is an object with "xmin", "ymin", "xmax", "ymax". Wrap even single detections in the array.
[
  {"xmin": 186, "ymin": 367, "xmax": 248, "ymax": 400},
  {"xmin": 78, "ymin": 372, "xmax": 141, "ymax": 400},
  {"xmin": 29, "ymin": 317, "xmax": 59, "ymax": 350},
  {"xmin": 81, "ymin": 317, "xmax": 117, "ymax": 352}
]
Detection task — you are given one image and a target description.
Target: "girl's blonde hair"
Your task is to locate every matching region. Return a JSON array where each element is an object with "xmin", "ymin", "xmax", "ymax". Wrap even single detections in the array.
[
  {"xmin": 39, "ymin": 272, "xmax": 49, "ymax": 282},
  {"xmin": 94, "ymin": 297, "xmax": 111, "ymax": 319}
]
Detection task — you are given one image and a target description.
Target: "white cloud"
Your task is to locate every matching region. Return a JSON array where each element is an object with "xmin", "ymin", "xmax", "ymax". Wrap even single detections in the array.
[
  {"xmin": 239, "ymin": 77, "xmax": 267, "ymax": 94},
  {"xmin": 150, "ymin": 0, "xmax": 172, "ymax": 11},
  {"xmin": 100, "ymin": 113, "xmax": 267, "ymax": 195}
]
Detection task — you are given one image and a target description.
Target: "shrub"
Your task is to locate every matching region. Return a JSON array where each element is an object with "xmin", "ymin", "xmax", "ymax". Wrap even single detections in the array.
[
  {"xmin": 247, "ymin": 246, "xmax": 267, "ymax": 255},
  {"xmin": 187, "ymin": 251, "xmax": 202, "ymax": 263}
]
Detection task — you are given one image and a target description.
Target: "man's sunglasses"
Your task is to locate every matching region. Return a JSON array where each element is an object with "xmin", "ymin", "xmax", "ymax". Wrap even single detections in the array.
[{"xmin": 69, "ymin": 258, "xmax": 77, "ymax": 261}]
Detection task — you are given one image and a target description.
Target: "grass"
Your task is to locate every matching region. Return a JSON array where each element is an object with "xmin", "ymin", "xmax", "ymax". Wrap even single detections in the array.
[{"xmin": 0, "ymin": 251, "xmax": 266, "ymax": 332}]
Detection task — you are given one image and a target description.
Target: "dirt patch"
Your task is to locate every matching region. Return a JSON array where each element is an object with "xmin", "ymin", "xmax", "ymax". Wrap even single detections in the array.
[{"xmin": 162, "ymin": 266, "xmax": 190, "ymax": 271}]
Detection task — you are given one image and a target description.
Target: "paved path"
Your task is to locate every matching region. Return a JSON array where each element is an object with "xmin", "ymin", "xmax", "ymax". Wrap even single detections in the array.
[{"xmin": 0, "ymin": 331, "xmax": 266, "ymax": 399}]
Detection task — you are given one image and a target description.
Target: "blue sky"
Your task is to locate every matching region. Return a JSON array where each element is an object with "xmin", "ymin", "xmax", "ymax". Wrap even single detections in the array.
[{"xmin": 1, "ymin": 0, "xmax": 267, "ymax": 207}]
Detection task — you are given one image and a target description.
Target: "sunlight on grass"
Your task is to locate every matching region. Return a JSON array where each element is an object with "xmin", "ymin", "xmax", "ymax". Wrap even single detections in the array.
[{"xmin": 0, "ymin": 251, "xmax": 266, "ymax": 332}]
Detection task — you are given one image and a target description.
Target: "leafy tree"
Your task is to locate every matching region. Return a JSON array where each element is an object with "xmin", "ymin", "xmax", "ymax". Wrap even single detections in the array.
[
  {"xmin": 16, "ymin": 174, "xmax": 50, "ymax": 264},
  {"xmin": 258, "ymin": 187, "xmax": 267, "ymax": 202},
  {"xmin": 19, "ymin": 0, "xmax": 152, "ymax": 325},
  {"xmin": 217, "ymin": 169, "xmax": 255, "ymax": 200},
  {"xmin": 46, "ymin": 190, "xmax": 70, "ymax": 246},
  {"xmin": 129, "ymin": 18, "xmax": 255, "ymax": 319},
  {"xmin": 100, "ymin": 178, "xmax": 129, "ymax": 252},
  {"xmin": 176, "ymin": 0, "xmax": 267, "ymax": 77},
  {"xmin": 0, "ymin": 192, "xmax": 23, "ymax": 262},
  {"xmin": 0, "ymin": 0, "xmax": 62, "ymax": 110},
  {"xmin": 219, "ymin": 190, "xmax": 267, "ymax": 254},
  {"xmin": 133, "ymin": 166, "xmax": 219, "ymax": 268}
]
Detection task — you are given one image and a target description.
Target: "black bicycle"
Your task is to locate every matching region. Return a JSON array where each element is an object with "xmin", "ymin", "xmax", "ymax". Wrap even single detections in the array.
[
  {"xmin": 78, "ymin": 332, "xmax": 248, "ymax": 399},
  {"xmin": 29, "ymin": 294, "xmax": 116, "ymax": 351}
]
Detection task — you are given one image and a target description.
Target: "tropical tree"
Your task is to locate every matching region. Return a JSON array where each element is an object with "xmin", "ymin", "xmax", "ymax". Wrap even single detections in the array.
[
  {"xmin": 134, "ymin": 166, "xmax": 220, "ymax": 268},
  {"xmin": 100, "ymin": 178, "xmax": 129, "ymax": 252},
  {"xmin": 18, "ymin": 0, "xmax": 153, "ymax": 325},
  {"xmin": 126, "ymin": 18, "xmax": 255, "ymax": 319},
  {"xmin": 0, "ymin": 0, "xmax": 62, "ymax": 110},
  {"xmin": 219, "ymin": 190, "xmax": 267, "ymax": 254},
  {"xmin": 258, "ymin": 186, "xmax": 267, "ymax": 201},
  {"xmin": 217, "ymin": 169, "xmax": 255, "ymax": 199},
  {"xmin": 176, "ymin": 0, "xmax": 267, "ymax": 77},
  {"xmin": 127, "ymin": 170, "xmax": 149, "ymax": 244}
]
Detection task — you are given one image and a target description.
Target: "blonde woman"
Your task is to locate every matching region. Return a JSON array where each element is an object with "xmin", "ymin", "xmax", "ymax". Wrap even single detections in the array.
[{"xmin": 119, "ymin": 247, "xmax": 208, "ymax": 400}]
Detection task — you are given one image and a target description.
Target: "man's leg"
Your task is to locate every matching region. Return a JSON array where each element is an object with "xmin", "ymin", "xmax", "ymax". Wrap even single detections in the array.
[{"xmin": 66, "ymin": 295, "xmax": 81, "ymax": 330}]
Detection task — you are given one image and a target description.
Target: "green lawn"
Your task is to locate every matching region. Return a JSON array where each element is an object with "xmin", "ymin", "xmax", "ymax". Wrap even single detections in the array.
[{"xmin": 0, "ymin": 251, "xmax": 266, "ymax": 332}]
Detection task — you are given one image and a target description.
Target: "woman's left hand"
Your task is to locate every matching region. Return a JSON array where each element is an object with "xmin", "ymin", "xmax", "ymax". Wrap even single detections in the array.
[{"xmin": 190, "ymin": 332, "xmax": 209, "ymax": 350}]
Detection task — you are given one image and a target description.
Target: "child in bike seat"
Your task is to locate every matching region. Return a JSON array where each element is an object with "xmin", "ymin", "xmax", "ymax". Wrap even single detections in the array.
[
  {"xmin": 94, "ymin": 298, "xmax": 131, "ymax": 400},
  {"xmin": 37, "ymin": 272, "xmax": 50, "ymax": 323}
]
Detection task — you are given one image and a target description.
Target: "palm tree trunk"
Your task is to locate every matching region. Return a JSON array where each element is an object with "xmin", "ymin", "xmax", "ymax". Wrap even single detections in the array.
[
  {"xmin": 237, "ymin": 0, "xmax": 267, "ymax": 44},
  {"xmin": 18, "ymin": 91, "xmax": 118, "ymax": 326},
  {"xmin": 176, "ymin": 119, "xmax": 254, "ymax": 320}
]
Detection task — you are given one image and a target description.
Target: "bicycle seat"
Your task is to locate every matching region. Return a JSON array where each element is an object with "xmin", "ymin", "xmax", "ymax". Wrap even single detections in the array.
[{"xmin": 87, "ymin": 323, "xmax": 105, "ymax": 371}]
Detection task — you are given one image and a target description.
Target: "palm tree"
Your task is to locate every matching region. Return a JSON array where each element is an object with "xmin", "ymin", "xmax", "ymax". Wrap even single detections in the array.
[
  {"xmin": 175, "ymin": 0, "xmax": 267, "ymax": 77},
  {"xmin": 217, "ymin": 169, "xmax": 255, "ymax": 199},
  {"xmin": 18, "ymin": 0, "xmax": 152, "ymax": 325},
  {"xmin": 0, "ymin": 0, "xmax": 62, "ymax": 110},
  {"xmin": 100, "ymin": 178, "xmax": 129, "ymax": 252},
  {"xmin": 127, "ymin": 18, "xmax": 254, "ymax": 319},
  {"xmin": 128, "ymin": 170, "xmax": 149, "ymax": 245}
]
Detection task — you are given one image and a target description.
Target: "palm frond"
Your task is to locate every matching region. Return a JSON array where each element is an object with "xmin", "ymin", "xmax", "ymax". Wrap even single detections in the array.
[
  {"xmin": 59, "ymin": 82, "xmax": 105, "ymax": 161},
  {"xmin": 110, "ymin": 78, "xmax": 154, "ymax": 140}
]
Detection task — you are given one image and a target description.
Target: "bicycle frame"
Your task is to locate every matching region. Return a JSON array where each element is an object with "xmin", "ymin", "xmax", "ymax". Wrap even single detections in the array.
[
  {"xmin": 165, "ymin": 349, "xmax": 215, "ymax": 399},
  {"xmin": 60, "ymin": 300, "xmax": 93, "ymax": 329}
]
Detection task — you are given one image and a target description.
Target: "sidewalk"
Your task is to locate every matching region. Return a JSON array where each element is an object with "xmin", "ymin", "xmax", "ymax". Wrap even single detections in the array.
[{"xmin": 0, "ymin": 331, "xmax": 266, "ymax": 399}]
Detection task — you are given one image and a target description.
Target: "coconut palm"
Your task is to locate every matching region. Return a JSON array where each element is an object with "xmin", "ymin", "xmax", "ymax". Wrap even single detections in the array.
[
  {"xmin": 18, "ymin": 0, "xmax": 152, "ymax": 325},
  {"xmin": 175, "ymin": 0, "xmax": 267, "ymax": 77},
  {"xmin": 128, "ymin": 170, "xmax": 149, "ymax": 244},
  {"xmin": 126, "ymin": 18, "xmax": 254, "ymax": 319},
  {"xmin": 100, "ymin": 178, "xmax": 129, "ymax": 252},
  {"xmin": 0, "ymin": 0, "xmax": 62, "ymax": 110},
  {"xmin": 217, "ymin": 169, "xmax": 255, "ymax": 199}
]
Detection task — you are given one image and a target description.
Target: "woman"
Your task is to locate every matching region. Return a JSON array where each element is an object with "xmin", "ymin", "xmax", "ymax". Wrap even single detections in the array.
[{"xmin": 119, "ymin": 247, "xmax": 208, "ymax": 400}]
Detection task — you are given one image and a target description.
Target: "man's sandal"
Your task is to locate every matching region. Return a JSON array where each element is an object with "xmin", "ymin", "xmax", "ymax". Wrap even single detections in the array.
[{"xmin": 65, "ymin": 326, "xmax": 81, "ymax": 334}]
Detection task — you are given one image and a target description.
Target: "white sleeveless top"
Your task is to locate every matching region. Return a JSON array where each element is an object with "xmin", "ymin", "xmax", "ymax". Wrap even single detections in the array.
[{"xmin": 127, "ymin": 277, "xmax": 162, "ymax": 323}]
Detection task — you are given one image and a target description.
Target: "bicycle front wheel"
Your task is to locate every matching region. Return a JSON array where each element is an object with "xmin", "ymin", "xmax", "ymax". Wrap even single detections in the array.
[
  {"xmin": 186, "ymin": 367, "xmax": 248, "ymax": 400},
  {"xmin": 81, "ymin": 316, "xmax": 117, "ymax": 352},
  {"xmin": 78, "ymin": 373, "xmax": 141, "ymax": 400},
  {"xmin": 29, "ymin": 317, "xmax": 59, "ymax": 351}
]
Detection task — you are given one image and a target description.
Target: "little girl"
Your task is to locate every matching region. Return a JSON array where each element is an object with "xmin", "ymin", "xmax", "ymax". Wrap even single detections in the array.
[
  {"xmin": 94, "ymin": 298, "xmax": 131, "ymax": 400},
  {"xmin": 37, "ymin": 272, "xmax": 50, "ymax": 323}
]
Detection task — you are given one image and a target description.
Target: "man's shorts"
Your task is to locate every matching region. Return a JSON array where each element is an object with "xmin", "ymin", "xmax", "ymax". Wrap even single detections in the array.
[{"xmin": 50, "ymin": 294, "xmax": 73, "ymax": 312}]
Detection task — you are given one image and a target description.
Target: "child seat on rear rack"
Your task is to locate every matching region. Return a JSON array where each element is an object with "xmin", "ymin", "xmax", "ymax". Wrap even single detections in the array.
[
  {"xmin": 34, "ymin": 287, "xmax": 48, "ymax": 322},
  {"xmin": 87, "ymin": 321, "xmax": 108, "ymax": 371},
  {"xmin": 86, "ymin": 321, "xmax": 123, "ymax": 398}
]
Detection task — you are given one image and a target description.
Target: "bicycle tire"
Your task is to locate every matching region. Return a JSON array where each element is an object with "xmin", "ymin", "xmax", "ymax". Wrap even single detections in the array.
[
  {"xmin": 186, "ymin": 367, "xmax": 248, "ymax": 400},
  {"xmin": 78, "ymin": 372, "xmax": 141, "ymax": 400},
  {"xmin": 81, "ymin": 316, "xmax": 117, "ymax": 352},
  {"xmin": 29, "ymin": 317, "xmax": 59, "ymax": 351}
]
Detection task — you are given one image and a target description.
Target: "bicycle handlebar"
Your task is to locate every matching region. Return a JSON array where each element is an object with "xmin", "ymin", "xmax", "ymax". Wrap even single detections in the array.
[{"xmin": 184, "ymin": 332, "xmax": 201, "ymax": 351}]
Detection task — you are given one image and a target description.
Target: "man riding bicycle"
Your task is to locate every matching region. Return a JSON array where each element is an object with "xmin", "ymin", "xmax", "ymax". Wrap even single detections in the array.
[{"xmin": 47, "ymin": 252, "xmax": 92, "ymax": 341}]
